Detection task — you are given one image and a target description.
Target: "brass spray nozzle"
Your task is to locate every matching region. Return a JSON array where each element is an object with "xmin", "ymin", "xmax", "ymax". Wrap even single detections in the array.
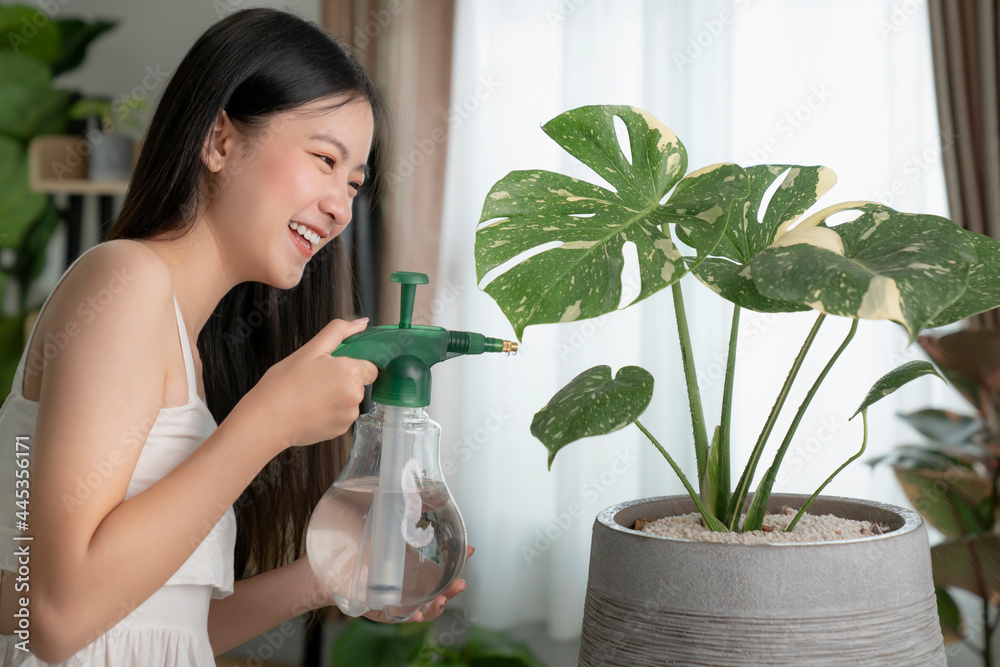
[{"xmin": 502, "ymin": 340, "xmax": 518, "ymax": 355}]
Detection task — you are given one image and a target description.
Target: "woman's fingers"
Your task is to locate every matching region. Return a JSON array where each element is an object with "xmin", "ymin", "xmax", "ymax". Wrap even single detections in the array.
[
  {"xmin": 363, "ymin": 552, "xmax": 474, "ymax": 624},
  {"xmin": 421, "ymin": 595, "xmax": 449, "ymax": 622},
  {"xmin": 444, "ymin": 578, "xmax": 467, "ymax": 599}
]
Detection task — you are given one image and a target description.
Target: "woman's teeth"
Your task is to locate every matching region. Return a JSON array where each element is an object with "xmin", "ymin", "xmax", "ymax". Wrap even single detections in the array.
[{"xmin": 288, "ymin": 222, "xmax": 320, "ymax": 247}]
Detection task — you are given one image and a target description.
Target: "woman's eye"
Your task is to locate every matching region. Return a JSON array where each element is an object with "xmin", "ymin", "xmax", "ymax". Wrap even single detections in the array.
[
  {"xmin": 316, "ymin": 154, "xmax": 335, "ymax": 168},
  {"xmin": 349, "ymin": 182, "xmax": 363, "ymax": 193}
]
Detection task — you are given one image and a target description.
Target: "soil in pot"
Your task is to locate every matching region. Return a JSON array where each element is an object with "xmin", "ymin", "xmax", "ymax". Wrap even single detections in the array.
[{"xmin": 637, "ymin": 505, "xmax": 892, "ymax": 544}]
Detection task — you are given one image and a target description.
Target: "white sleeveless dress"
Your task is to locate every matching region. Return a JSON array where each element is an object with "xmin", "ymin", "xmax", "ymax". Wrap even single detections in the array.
[{"xmin": 0, "ymin": 246, "xmax": 237, "ymax": 665}]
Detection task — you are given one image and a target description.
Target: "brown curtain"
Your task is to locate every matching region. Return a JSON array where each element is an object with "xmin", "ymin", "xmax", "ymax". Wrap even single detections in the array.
[
  {"xmin": 928, "ymin": 0, "xmax": 1000, "ymax": 331},
  {"xmin": 323, "ymin": 0, "xmax": 456, "ymax": 326}
]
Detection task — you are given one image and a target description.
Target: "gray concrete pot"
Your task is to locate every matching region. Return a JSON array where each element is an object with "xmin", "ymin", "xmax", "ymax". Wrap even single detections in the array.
[{"xmin": 579, "ymin": 494, "xmax": 945, "ymax": 666}]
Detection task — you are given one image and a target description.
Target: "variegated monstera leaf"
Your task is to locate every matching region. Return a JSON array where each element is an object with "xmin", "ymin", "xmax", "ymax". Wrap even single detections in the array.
[
  {"xmin": 746, "ymin": 202, "xmax": 1000, "ymax": 340},
  {"xmin": 475, "ymin": 105, "xmax": 748, "ymax": 339},
  {"xmin": 676, "ymin": 164, "xmax": 837, "ymax": 313}
]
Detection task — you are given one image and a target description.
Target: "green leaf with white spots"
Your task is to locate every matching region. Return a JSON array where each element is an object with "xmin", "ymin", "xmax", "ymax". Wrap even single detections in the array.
[
  {"xmin": 926, "ymin": 230, "xmax": 1000, "ymax": 327},
  {"xmin": 748, "ymin": 203, "xmax": 977, "ymax": 340},
  {"xmin": 676, "ymin": 165, "xmax": 835, "ymax": 313},
  {"xmin": 679, "ymin": 165, "xmax": 837, "ymax": 263},
  {"xmin": 661, "ymin": 161, "xmax": 748, "ymax": 257},
  {"xmin": 691, "ymin": 257, "xmax": 810, "ymax": 313},
  {"xmin": 852, "ymin": 360, "xmax": 945, "ymax": 418},
  {"xmin": 475, "ymin": 105, "xmax": 748, "ymax": 339},
  {"xmin": 531, "ymin": 365, "xmax": 654, "ymax": 470}
]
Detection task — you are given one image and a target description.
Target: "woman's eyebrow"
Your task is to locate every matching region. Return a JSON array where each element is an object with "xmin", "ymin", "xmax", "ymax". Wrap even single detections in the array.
[{"xmin": 310, "ymin": 132, "xmax": 368, "ymax": 172}]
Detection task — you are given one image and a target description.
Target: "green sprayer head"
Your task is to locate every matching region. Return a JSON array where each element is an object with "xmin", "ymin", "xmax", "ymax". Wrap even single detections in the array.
[{"xmin": 331, "ymin": 272, "xmax": 517, "ymax": 407}]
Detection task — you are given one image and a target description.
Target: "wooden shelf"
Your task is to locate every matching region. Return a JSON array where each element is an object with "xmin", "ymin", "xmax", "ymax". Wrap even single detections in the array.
[
  {"xmin": 28, "ymin": 134, "xmax": 137, "ymax": 195},
  {"xmin": 30, "ymin": 178, "xmax": 130, "ymax": 195}
]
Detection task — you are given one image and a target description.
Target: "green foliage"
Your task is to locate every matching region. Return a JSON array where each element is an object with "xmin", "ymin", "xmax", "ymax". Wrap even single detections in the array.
[
  {"xmin": 69, "ymin": 92, "xmax": 149, "ymax": 134},
  {"xmin": 0, "ymin": 3, "xmax": 117, "ymax": 405},
  {"xmin": 935, "ymin": 587, "xmax": 963, "ymax": 644},
  {"xmin": 0, "ymin": 313, "xmax": 26, "ymax": 397},
  {"xmin": 681, "ymin": 164, "xmax": 831, "ymax": 313},
  {"xmin": 749, "ymin": 203, "xmax": 980, "ymax": 342},
  {"xmin": 0, "ymin": 6, "xmax": 60, "ymax": 63},
  {"xmin": 853, "ymin": 361, "xmax": 944, "ymax": 418},
  {"xmin": 48, "ymin": 18, "xmax": 115, "ymax": 76},
  {"xmin": 474, "ymin": 104, "xmax": 1000, "ymax": 534},
  {"xmin": 333, "ymin": 618, "xmax": 435, "ymax": 667},
  {"xmin": 700, "ymin": 426, "xmax": 722, "ymax": 517},
  {"xmin": 530, "ymin": 365, "xmax": 653, "ymax": 470},
  {"xmin": 332, "ymin": 617, "xmax": 545, "ymax": 667},
  {"xmin": 476, "ymin": 105, "xmax": 747, "ymax": 339},
  {"xmin": 872, "ymin": 330, "xmax": 1000, "ymax": 660},
  {"xmin": 0, "ymin": 135, "xmax": 46, "ymax": 249}
]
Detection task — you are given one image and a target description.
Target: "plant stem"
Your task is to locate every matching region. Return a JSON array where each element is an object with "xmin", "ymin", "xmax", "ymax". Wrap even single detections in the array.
[
  {"xmin": 753, "ymin": 317, "xmax": 859, "ymax": 518},
  {"xmin": 635, "ymin": 419, "xmax": 726, "ymax": 532},
  {"xmin": 788, "ymin": 409, "xmax": 868, "ymax": 531},
  {"xmin": 727, "ymin": 313, "xmax": 826, "ymax": 530},
  {"xmin": 717, "ymin": 304, "xmax": 740, "ymax": 517},
  {"xmin": 671, "ymin": 281, "xmax": 710, "ymax": 485}
]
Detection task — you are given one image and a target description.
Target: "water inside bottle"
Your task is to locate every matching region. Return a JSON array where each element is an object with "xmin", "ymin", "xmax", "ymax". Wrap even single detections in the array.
[{"xmin": 306, "ymin": 476, "xmax": 466, "ymax": 618}]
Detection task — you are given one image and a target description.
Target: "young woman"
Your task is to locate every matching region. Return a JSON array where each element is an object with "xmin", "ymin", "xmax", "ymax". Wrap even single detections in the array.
[{"xmin": 0, "ymin": 8, "xmax": 469, "ymax": 665}]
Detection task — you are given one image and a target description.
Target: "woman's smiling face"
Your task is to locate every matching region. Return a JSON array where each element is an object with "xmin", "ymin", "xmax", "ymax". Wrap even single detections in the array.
[{"xmin": 200, "ymin": 95, "xmax": 374, "ymax": 288}]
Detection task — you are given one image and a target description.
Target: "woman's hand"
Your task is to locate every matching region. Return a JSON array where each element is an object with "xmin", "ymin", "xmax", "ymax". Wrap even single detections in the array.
[
  {"xmin": 299, "ymin": 546, "xmax": 476, "ymax": 624},
  {"xmin": 240, "ymin": 317, "xmax": 378, "ymax": 455},
  {"xmin": 365, "ymin": 545, "xmax": 475, "ymax": 624}
]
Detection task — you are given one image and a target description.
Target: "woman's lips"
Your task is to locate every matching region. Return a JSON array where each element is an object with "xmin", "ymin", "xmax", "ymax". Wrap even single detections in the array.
[{"xmin": 288, "ymin": 225, "xmax": 314, "ymax": 257}]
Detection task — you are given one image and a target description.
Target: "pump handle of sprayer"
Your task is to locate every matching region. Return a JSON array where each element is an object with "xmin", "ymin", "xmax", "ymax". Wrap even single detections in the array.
[{"xmin": 390, "ymin": 271, "xmax": 429, "ymax": 330}]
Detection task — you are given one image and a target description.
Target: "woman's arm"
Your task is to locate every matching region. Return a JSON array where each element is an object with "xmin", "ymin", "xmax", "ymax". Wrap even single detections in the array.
[
  {"xmin": 27, "ymin": 244, "xmax": 280, "ymax": 662},
  {"xmin": 209, "ymin": 548, "xmax": 475, "ymax": 655},
  {"xmin": 207, "ymin": 556, "xmax": 329, "ymax": 654}
]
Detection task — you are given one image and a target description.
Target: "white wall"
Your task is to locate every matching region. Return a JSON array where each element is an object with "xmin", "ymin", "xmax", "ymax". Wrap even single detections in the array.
[{"xmin": 55, "ymin": 0, "xmax": 321, "ymax": 110}]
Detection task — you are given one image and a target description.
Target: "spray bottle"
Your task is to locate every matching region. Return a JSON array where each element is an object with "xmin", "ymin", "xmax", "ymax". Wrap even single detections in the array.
[{"xmin": 305, "ymin": 271, "xmax": 516, "ymax": 622}]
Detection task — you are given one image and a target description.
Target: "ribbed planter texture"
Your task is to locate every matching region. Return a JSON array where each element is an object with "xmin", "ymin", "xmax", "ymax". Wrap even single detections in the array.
[{"xmin": 578, "ymin": 494, "xmax": 946, "ymax": 666}]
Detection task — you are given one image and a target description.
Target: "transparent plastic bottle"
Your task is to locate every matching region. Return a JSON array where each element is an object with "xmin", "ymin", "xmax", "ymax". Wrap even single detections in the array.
[{"xmin": 306, "ymin": 404, "xmax": 466, "ymax": 622}]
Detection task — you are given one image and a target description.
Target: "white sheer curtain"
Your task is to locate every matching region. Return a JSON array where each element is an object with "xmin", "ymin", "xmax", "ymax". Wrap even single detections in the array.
[{"xmin": 432, "ymin": 0, "xmax": 954, "ymax": 640}]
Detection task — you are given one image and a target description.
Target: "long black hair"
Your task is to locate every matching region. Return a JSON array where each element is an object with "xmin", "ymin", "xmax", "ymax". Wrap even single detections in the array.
[{"xmin": 106, "ymin": 8, "xmax": 385, "ymax": 593}]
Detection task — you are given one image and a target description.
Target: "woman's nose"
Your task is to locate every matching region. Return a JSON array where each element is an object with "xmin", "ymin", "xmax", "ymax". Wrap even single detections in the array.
[{"xmin": 319, "ymin": 186, "xmax": 353, "ymax": 228}]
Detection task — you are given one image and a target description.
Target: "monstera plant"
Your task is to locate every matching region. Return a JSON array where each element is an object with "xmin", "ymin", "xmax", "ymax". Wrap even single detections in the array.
[{"xmin": 474, "ymin": 105, "xmax": 1000, "ymax": 533}]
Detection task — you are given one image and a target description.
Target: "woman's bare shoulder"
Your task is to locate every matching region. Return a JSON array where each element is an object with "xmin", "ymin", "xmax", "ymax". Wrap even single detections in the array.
[
  {"xmin": 34, "ymin": 240, "xmax": 175, "ymax": 350},
  {"xmin": 50, "ymin": 239, "xmax": 172, "ymax": 308},
  {"xmin": 23, "ymin": 239, "xmax": 176, "ymax": 400},
  {"xmin": 75, "ymin": 239, "xmax": 171, "ymax": 284}
]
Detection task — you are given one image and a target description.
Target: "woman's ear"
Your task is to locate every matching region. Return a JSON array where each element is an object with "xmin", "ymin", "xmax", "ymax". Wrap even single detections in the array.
[{"xmin": 200, "ymin": 110, "xmax": 235, "ymax": 172}]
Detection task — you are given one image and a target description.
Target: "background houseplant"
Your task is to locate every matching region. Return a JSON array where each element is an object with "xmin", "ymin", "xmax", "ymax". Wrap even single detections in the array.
[
  {"xmin": 67, "ymin": 93, "xmax": 147, "ymax": 181},
  {"xmin": 0, "ymin": 2, "xmax": 114, "ymax": 402},
  {"xmin": 872, "ymin": 329, "xmax": 1000, "ymax": 664},
  {"xmin": 473, "ymin": 104, "xmax": 1000, "ymax": 534},
  {"xmin": 332, "ymin": 616, "xmax": 545, "ymax": 667}
]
